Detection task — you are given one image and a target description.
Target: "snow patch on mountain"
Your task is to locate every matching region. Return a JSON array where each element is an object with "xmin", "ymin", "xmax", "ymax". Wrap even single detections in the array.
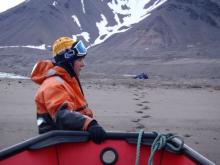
[
  {"xmin": 52, "ymin": 1, "xmax": 57, "ymax": 7},
  {"xmin": 23, "ymin": 44, "xmax": 46, "ymax": 50},
  {"xmin": 72, "ymin": 15, "xmax": 82, "ymax": 30},
  {"xmin": 92, "ymin": 0, "xmax": 167, "ymax": 46},
  {"xmin": 93, "ymin": 13, "xmax": 130, "ymax": 46},
  {"xmin": 0, "ymin": 0, "xmax": 26, "ymax": 13},
  {"xmin": 74, "ymin": 32, "xmax": 90, "ymax": 43},
  {"xmin": 81, "ymin": 0, "xmax": 86, "ymax": 14},
  {"xmin": 0, "ymin": 44, "xmax": 46, "ymax": 50}
]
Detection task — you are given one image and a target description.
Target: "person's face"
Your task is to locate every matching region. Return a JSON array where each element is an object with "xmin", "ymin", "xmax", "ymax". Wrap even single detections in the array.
[{"xmin": 73, "ymin": 57, "xmax": 86, "ymax": 77}]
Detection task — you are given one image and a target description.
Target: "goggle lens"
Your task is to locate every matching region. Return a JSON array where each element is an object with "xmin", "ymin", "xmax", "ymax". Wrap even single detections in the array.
[{"xmin": 74, "ymin": 40, "xmax": 87, "ymax": 56}]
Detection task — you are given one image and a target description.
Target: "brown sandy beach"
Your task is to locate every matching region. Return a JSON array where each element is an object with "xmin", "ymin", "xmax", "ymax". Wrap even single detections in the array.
[{"xmin": 0, "ymin": 78, "xmax": 220, "ymax": 164}]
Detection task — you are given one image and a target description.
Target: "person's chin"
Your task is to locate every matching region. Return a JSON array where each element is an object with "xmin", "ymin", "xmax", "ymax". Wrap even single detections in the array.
[{"xmin": 76, "ymin": 72, "xmax": 80, "ymax": 77}]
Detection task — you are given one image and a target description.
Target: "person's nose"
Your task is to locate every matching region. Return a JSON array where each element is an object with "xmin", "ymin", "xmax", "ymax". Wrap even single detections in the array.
[{"xmin": 81, "ymin": 60, "xmax": 86, "ymax": 67}]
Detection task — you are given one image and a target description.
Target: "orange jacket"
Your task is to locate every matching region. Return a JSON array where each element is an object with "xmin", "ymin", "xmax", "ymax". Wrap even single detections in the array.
[{"xmin": 31, "ymin": 60, "xmax": 93, "ymax": 130}]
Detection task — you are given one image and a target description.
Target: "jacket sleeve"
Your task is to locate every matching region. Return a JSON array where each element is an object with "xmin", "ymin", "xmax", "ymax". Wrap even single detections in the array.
[
  {"xmin": 54, "ymin": 103, "xmax": 92, "ymax": 131},
  {"xmin": 42, "ymin": 83, "xmax": 92, "ymax": 131}
]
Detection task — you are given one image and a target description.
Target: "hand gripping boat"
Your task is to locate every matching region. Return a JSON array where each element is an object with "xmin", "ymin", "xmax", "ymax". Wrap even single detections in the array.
[{"xmin": 0, "ymin": 131, "xmax": 215, "ymax": 165}]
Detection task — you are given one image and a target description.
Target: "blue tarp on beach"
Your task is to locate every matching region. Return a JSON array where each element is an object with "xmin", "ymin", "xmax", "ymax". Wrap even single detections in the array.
[{"xmin": 134, "ymin": 73, "xmax": 148, "ymax": 80}]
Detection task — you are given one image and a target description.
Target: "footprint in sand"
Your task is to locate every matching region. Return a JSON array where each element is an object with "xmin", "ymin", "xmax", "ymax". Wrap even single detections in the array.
[
  {"xmin": 184, "ymin": 134, "xmax": 191, "ymax": 138},
  {"xmin": 141, "ymin": 115, "xmax": 151, "ymax": 118},
  {"xmin": 136, "ymin": 103, "xmax": 143, "ymax": 106},
  {"xmin": 138, "ymin": 95, "xmax": 145, "ymax": 99},
  {"xmin": 131, "ymin": 119, "xmax": 141, "ymax": 123},
  {"xmin": 213, "ymin": 137, "xmax": 218, "ymax": 140},
  {"xmin": 141, "ymin": 101, "xmax": 150, "ymax": 104},
  {"xmin": 142, "ymin": 105, "xmax": 150, "ymax": 110},
  {"xmin": 137, "ymin": 99, "xmax": 150, "ymax": 108},
  {"xmin": 140, "ymin": 92, "xmax": 146, "ymax": 96},
  {"xmin": 133, "ymin": 93, "xmax": 151, "ymax": 113},
  {"xmin": 136, "ymin": 110, "xmax": 144, "ymax": 114},
  {"xmin": 87, "ymin": 85, "xmax": 92, "ymax": 89},
  {"xmin": 136, "ymin": 123, "xmax": 145, "ymax": 129}
]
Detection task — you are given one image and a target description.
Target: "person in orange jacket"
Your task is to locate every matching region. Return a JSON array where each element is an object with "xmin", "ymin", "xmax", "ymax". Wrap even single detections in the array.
[{"xmin": 31, "ymin": 36, "xmax": 106, "ymax": 144}]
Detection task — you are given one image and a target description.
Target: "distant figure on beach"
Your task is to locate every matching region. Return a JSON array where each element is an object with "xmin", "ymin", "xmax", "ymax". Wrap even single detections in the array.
[{"xmin": 31, "ymin": 36, "xmax": 106, "ymax": 144}]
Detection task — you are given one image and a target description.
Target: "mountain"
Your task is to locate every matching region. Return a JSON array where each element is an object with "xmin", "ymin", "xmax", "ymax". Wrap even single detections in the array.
[
  {"xmin": 0, "ymin": 0, "xmax": 220, "ymax": 81},
  {"xmin": 0, "ymin": 0, "xmax": 168, "ymax": 46},
  {"xmin": 86, "ymin": 0, "xmax": 220, "ymax": 80},
  {"xmin": 1, "ymin": 0, "xmax": 220, "ymax": 47},
  {"xmin": 91, "ymin": 0, "xmax": 220, "ymax": 53}
]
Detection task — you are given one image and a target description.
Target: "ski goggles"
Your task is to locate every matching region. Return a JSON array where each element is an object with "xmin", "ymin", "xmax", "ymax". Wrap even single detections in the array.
[
  {"xmin": 71, "ymin": 40, "xmax": 87, "ymax": 56},
  {"xmin": 55, "ymin": 40, "xmax": 87, "ymax": 62}
]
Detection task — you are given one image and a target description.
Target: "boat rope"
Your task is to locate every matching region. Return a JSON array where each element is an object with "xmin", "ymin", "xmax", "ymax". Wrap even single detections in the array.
[
  {"xmin": 135, "ymin": 129, "xmax": 144, "ymax": 165},
  {"xmin": 135, "ymin": 130, "xmax": 184, "ymax": 165},
  {"xmin": 148, "ymin": 132, "xmax": 184, "ymax": 165}
]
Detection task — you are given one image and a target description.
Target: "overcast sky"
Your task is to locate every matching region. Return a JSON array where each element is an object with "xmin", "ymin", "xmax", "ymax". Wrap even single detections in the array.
[{"xmin": 0, "ymin": 0, "xmax": 26, "ymax": 13}]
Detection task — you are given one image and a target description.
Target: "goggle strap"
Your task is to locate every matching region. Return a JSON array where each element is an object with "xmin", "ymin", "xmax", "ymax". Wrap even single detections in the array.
[{"xmin": 54, "ymin": 49, "xmax": 75, "ymax": 63}]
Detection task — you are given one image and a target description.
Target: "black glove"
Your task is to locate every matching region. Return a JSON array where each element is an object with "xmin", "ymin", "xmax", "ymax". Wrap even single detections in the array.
[{"xmin": 88, "ymin": 120, "xmax": 106, "ymax": 144}]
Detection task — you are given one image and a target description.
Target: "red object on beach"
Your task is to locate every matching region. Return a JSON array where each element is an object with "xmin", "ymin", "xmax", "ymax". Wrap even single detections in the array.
[{"xmin": 0, "ymin": 131, "xmax": 215, "ymax": 165}]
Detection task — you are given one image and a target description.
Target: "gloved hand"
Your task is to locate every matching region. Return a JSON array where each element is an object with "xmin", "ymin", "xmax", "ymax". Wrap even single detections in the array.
[{"xmin": 88, "ymin": 120, "xmax": 106, "ymax": 144}]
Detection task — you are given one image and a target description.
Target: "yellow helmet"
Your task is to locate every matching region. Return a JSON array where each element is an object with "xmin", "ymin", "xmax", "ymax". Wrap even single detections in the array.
[{"xmin": 52, "ymin": 36, "xmax": 76, "ymax": 56}]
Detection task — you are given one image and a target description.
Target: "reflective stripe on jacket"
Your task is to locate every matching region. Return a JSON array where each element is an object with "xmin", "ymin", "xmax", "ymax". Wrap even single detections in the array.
[{"xmin": 31, "ymin": 60, "xmax": 93, "ymax": 131}]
